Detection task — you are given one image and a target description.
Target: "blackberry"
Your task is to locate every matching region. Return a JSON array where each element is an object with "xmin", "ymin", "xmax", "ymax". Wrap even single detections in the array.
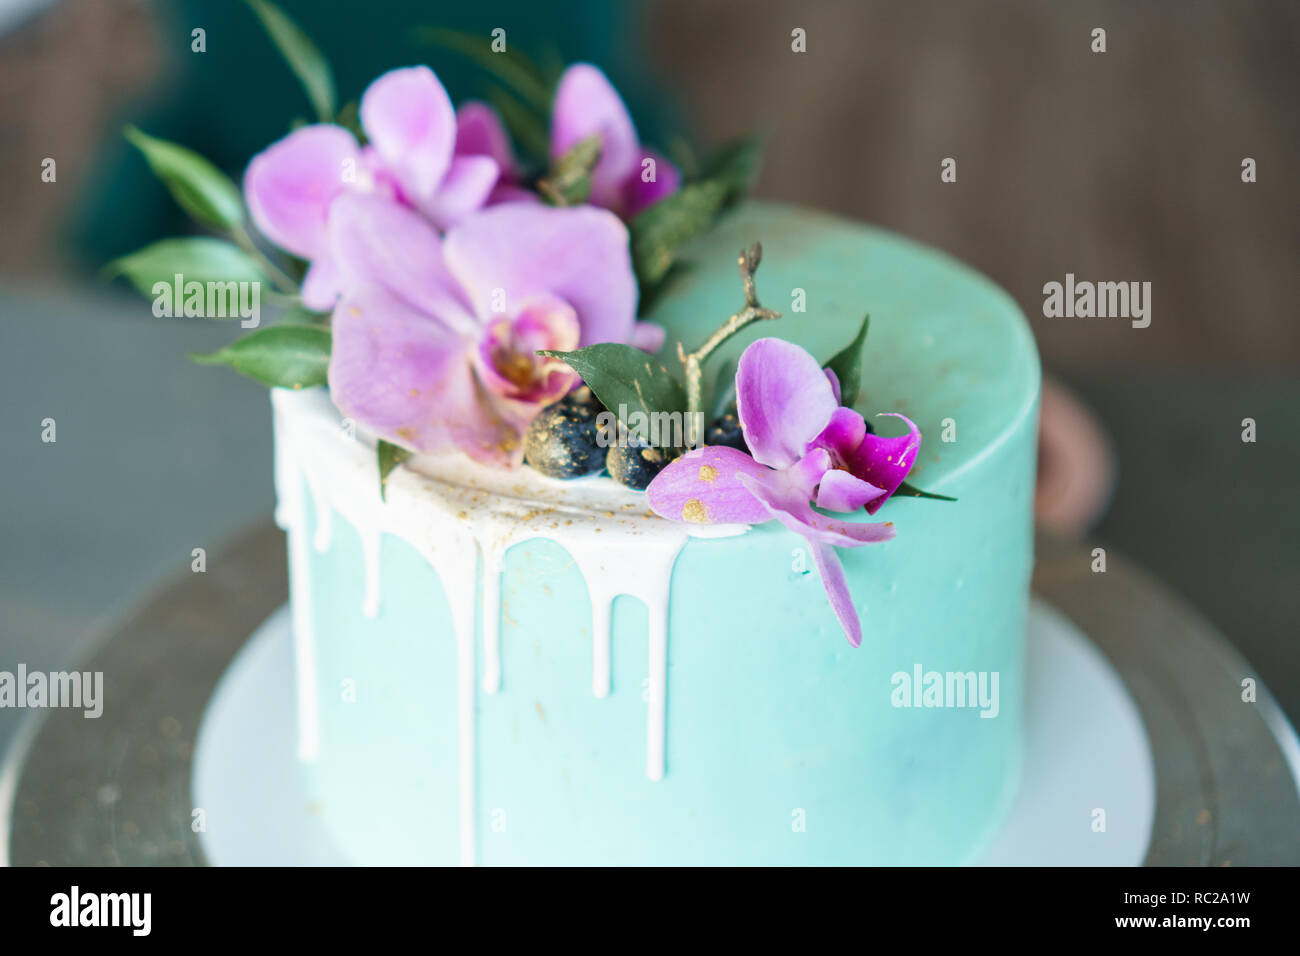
[
  {"xmin": 524, "ymin": 401, "xmax": 608, "ymax": 479},
  {"xmin": 607, "ymin": 439, "xmax": 669, "ymax": 490},
  {"xmin": 563, "ymin": 385, "xmax": 604, "ymax": 414},
  {"xmin": 704, "ymin": 411, "xmax": 747, "ymax": 452}
]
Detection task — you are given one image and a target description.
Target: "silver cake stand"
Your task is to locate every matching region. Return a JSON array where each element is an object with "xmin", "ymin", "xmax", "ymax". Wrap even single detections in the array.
[{"xmin": 3, "ymin": 521, "xmax": 1298, "ymax": 866}]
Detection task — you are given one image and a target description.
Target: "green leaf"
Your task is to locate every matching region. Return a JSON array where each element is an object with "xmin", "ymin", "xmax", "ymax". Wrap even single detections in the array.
[
  {"xmin": 486, "ymin": 84, "xmax": 549, "ymax": 166},
  {"xmin": 537, "ymin": 134, "xmax": 601, "ymax": 207},
  {"xmin": 189, "ymin": 324, "xmax": 331, "ymax": 388},
  {"xmin": 538, "ymin": 343, "xmax": 687, "ymax": 444},
  {"xmin": 244, "ymin": 0, "xmax": 336, "ymax": 121},
  {"xmin": 414, "ymin": 27, "xmax": 552, "ymax": 113},
  {"xmin": 894, "ymin": 480, "xmax": 956, "ymax": 503},
  {"xmin": 700, "ymin": 134, "xmax": 764, "ymax": 200},
  {"xmin": 710, "ymin": 356, "xmax": 737, "ymax": 419},
  {"xmin": 335, "ymin": 99, "xmax": 365, "ymax": 142},
  {"xmin": 123, "ymin": 127, "xmax": 244, "ymax": 231},
  {"xmin": 275, "ymin": 302, "xmax": 330, "ymax": 325},
  {"xmin": 104, "ymin": 238, "xmax": 269, "ymax": 302},
  {"xmin": 377, "ymin": 440, "xmax": 413, "ymax": 501},
  {"xmin": 629, "ymin": 179, "xmax": 728, "ymax": 286},
  {"xmin": 824, "ymin": 315, "xmax": 870, "ymax": 408}
]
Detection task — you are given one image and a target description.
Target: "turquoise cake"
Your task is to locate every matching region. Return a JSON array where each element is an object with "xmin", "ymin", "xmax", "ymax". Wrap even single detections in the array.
[{"xmin": 270, "ymin": 201, "xmax": 1040, "ymax": 865}]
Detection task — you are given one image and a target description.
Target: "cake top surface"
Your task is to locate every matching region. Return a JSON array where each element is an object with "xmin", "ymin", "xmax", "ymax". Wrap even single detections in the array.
[{"xmin": 649, "ymin": 201, "xmax": 1040, "ymax": 489}]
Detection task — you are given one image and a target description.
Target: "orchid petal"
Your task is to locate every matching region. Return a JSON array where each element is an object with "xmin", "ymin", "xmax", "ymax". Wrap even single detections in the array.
[
  {"xmin": 623, "ymin": 147, "xmax": 681, "ymax": 217},
  {"xmin": 473, "ymin": 293, "xmax": 581, "ymax": 406},
  {"xmin": 630, "ymin": 321, "xmax": 666, "ymax": 354},
  {"xmin": 243, "ymin": 124, "xmax": 358, "ymax": 259},
  {"xmin": 360, "ymin": 66, "xmax": 456, "ymax": 207},
  {"xmin": 736, "ymin": 338, "xmax": 839, "ymax": 469},
  {"xmin": 421, "ymin": 154, "xmax": 500, "ymax": 230},
  {"xmin": 326, "ymin": 192, "xmax": 476, "ymax": 333},
  {"xmin": 330, "ymin": 283, "xmax": 468, "ymax": 446},
  {"xmin": 824, "ymin": 367, "xmax": 842, "ymax": 405},
  {"xmin": 817, "ymin": 469, "xmax": 888, "ymax": 512},
  {"xmin": 455, "ymin": 101, "xmax": 517, "ymax": 177},
  {"xmin": 443, "ymin": 203, "xmax": 637, "ymax": 346},
  {"xmin": 849, "ymin": 413, "xmax": 923, "ymax": 514},
  {"xmin": 736, "ymin": 470, "xmax": 896, "ymax": 548},
  {"xmin": 645, "ymin": 446, "xmax": 772, "ymax": 526},
  {"xmin": 300, "ymin": 254, "xmax": 341, "ymax": 311},
  {"xmin": 810, "ymin": 542, "xmax": 863, "ymax": 647},
  {"xmin": 551, "ymin": 63, "xmax": 640, "ymax": 210},
  {"xmin": 810, "ymin": 406, "xmax": 867, "ymax": 461}
]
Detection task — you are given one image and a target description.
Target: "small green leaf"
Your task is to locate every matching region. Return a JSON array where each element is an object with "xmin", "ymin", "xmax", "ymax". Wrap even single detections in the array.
[
  {"xmin": 244, "ymin": 0, "xmax": 336, "ymax": 121},
  {"xmin": 700, "ymin": 134, "xmax": 764, "ymax": 200},
  {"xmin": 275, "ymin": 302, "xmax": 331, "ymax": 325},
  {"xmin": 629, "ymin": 179, "xmax": 728, "ymax": 286},
  {"xmin": 414, "ymin": 27, "xmax": 552, "ymax": 113},
  {"xmin": 104, "ymin": 238, "xmax": 269, "ymax": 302},
  {"xmin": 189, "ymin": 324, "xmax": 331, "ymax": 388},
  {"xmin": 335, "ymin": 99, "xmax": 365, "ymax": 142},
  {"xmin": 123, "ymin": 127, "xmax": 244, "ymax": 231},
  {"xmin": 377, "ymin": 439, "xmax": 413, "ymax": 501},
  {"xmin": 710, "ymin": 356, "xmax": 738, "ymax": 419},
  {"xmin": 537, "ymin": 134, "xmax": 601, "ymax": 206},
  {"xmin": 894, "ymin": 480, "xmax": 956, "ymax": 502},
  {"xmin": 538, "ymin": 343, "xmax": 687, "ymax": 444},
  {"xmin": 824, "ymin": 315, "xmax": 870, "ymax": 408},
  {"xmin": 486, "ymin": 84, "xmax": 549, "ymax": 166}
]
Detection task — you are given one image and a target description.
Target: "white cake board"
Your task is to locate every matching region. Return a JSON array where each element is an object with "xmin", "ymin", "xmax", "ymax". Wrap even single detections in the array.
[{"xmin": 193, "ymin": 598, "xmax": 1155, "ymax": 866}]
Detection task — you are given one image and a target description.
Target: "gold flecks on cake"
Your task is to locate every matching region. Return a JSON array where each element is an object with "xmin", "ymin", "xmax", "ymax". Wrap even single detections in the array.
[
  {"xmin": 682, "ymin": 499, "xmax": 710, "ymax": 523},
  {"xmin": 698, "ymin": 464, "xmax": 718, "ymax": 483}
]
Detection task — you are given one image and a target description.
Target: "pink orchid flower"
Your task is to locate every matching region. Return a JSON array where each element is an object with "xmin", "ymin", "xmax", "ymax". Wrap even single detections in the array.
[
  {"xmin": 325, "ymin": 192, "xmax": 655, "ymax": 468},
  {"xmin": 453, "ymin": 64, "xmax": 681, "ymax": 220},
  {"xmin": 646, "ymin": 338, "xmax": 921, "ymax": 646},
  {"xmin": 245, "ymin": 66, "xmax": 500, "ymax": 310},
  {"xmin": 552, "ymin": 63, "xmax": 681, "ymax": 218}
]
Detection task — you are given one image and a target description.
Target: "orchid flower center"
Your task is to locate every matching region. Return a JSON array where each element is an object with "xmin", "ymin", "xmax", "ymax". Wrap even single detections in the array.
[{"xmin": 475, "ymin": 294, "xmax": 581, "ymax": 406}]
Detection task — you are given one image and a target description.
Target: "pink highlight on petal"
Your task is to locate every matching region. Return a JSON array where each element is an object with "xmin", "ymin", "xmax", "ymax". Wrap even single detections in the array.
[
  {"xmin": 622, "ymin": 148, "xmax": 681, "ymax": 218},
  {"xmin": 850, "ymin": 412, "xmax": 922, "ymax": 514},
  {"xmin": 736, "ymin": 337, "xmax": 839, "ymax": 470},
  {"xmin": 455, "ymin": 101, "xmax": 518, "ymax": 178},
  {"xmin": 737, "ymin": 471, "xmax": 896, "ymax": 548},
  {"xmin": 473, "ymin": 294, "xmax": 581, "ymax": 405},
  {"xmin": 421, "ymin": 154, "xmax": 501, "ymax": 229},
  {"xmin": 816, "ymin": 469, "xmax": 887, "ymax": 513},
  {"xmin": 551, "ymin": 63, "xmax": 641, "ymax": 211},
  {"xmin": 824, "ymin": 367, "xmax": 842, "ymax": 405},
  {"xmin": 326, "ymin": 192, "xmax": 476, "ymax": 333},
  {"xmin": 244, "ymin": 124, "xmax": 359, "ymax": 259},
  {"xmin": 443, "ymin": 203, "xmax": 637, "ymax": 347},
  {"xmin": 645, "ymin": 446, "xmax": 772, "ymax": 526},
  {"xmin": 630, "ymin": 321, "xmax": 666, "ymax": 354},
  {"xmin": 360, "ymin": 66, "xmax": 457, "ymax": 207},
  {"xmin": 300, "ymin": 255, "xmax": 341, "ymax": 311},
  {"xmin": 811, "ymin": 543, "xmax": 862, "ymax": 647}
]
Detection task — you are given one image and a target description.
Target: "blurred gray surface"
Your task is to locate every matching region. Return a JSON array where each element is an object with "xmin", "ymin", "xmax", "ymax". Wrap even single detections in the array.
[{"xmin": 0, "ymin": 283, "xmax": 274, "ymax": 762}]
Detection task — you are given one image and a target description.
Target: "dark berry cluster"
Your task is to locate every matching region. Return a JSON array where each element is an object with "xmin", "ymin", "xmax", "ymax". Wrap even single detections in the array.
[{"xmin": 524, "ymin": 389, "xmax": 749, "ymax": 491}]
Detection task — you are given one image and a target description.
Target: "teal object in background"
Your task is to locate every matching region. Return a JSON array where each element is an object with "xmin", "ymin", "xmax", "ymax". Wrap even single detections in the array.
[
  {"xmin": 293, "ymin": 203, "xmax": 1040, "ymax": 865},
  {"xmin": 70, "ymin": 0, "xmax": 676, "ymax": 270}
]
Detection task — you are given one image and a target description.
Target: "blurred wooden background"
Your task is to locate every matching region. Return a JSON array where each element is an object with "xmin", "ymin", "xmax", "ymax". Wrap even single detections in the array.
[{"xmin": 2, "ymin": 0, "xmax": 1297, "ymax": 374}]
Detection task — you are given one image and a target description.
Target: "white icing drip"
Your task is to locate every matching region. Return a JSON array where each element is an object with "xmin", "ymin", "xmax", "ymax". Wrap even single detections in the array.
[
  {"xmin": 480, "ymin": 548, "xmax": 503, "ymax": 694},
  {"xmin": 273, "ymin": 402, "xmax": 320, "ymax": 763},
  {"xmin": 590, "ymin": 593, "xmax": 612, "ymax": 699},
  {"xmin": 271, "ymin": 389, "xmax": 748, "ymax": 864},
  {"xmin": 646, "ymin": 600, "xmax": 669, "ymax": 782},
  {"xmin": 312, "ymin": 486, "xmax": 333, "ymax": 553}
]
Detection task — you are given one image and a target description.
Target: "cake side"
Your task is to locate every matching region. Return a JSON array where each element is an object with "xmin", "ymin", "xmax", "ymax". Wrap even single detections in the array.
[{"xmin": 273, "ymin": 202, "xmax": 1039, "ymax": 865}]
